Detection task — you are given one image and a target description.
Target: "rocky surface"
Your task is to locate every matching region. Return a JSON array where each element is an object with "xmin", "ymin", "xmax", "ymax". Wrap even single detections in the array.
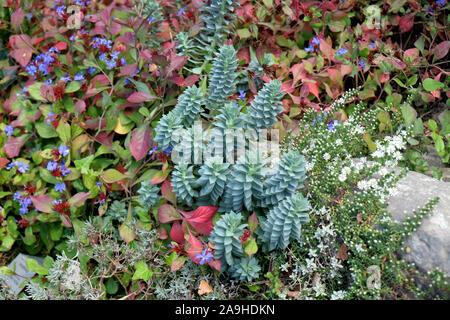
[{"xmin": 387, "ymin": 170, "xmax": 450, "ymax": 275}]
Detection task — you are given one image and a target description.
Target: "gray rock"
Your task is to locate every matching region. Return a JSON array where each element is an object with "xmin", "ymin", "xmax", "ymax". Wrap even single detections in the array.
[{"xmin": 387, "ymin": 171, "xmax": 450, "ymax": 275}]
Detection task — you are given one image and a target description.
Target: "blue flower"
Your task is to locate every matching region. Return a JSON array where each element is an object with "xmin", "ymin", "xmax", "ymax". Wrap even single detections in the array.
[
  {"xmin": 26, "ymin": 64, "xmax": 37, "ymax": 77},
  {"xmin": 74, "ymin": 71, "xmax": 85, "ymax": 81},
  {"xmin": 38, "ymin": 63, "xmax": 49, "ymax": 75},
  {"xmin": 195, "ymin": 249, "xmax": 214, "ymax": 265},
  {"xmin": 16, "ymin": 162, "xmax": 30, "ymax": 174},
  {"xmin": 328, "ymin": 120, "xmax": 341, "ymax": 132},
  {"xmin": 55, "ymin": 182, "xmax": 66, "ymax": 193},
  {"xmin": 358, "ymin": 60, "xmax": 366, "ymax": 69},
  {"xmin": 5, "ymin": 125, "xmax": 14, "ymax": 136},
  {"xmin": 148, "ymin": 16, "xmax": 155, "ymax": 23},
  {"xmin": 336, "ymin": 48, "xmax": 348, "ymax": 56},
  {"xmin": 47, "ymin": 161, "xmax": 59, "ymax": 171},
  {"xmin": 239, "ymin": 90, "xmax": 246, "ymax": 101},
  {"xmin": 305, "ymin": 44, "xmax": 315, "ymax": 53},
  {"xmin": 14, "ymin": 192, "xmax": 22, "ymax": 201},
  {"xmin": 149, "ymin": 146, "xmax": 158, "ymax": 155},
  {"xmin": 311, "ymin": 36, "xmax": 321, "ymax": 45},
  {"xmin": 436, "ymin": 0, "xmax": 445, "ymax": 6},
  {"xmin": 45, "ymin": 79, "xmax": 53, "ymax": 85},
  {"xmin": 87, "ymin": 67, "xmax": 96, "ymax": 74},
  {"xmin": 61, "ymin": 167, "xmax": 71, "ymax": 176},
  {"xmin": 58, "ymin": 145, "xmax": 70, "ymax": 157},
  {"xmin": 19, "ymin": 206, "xmax": 29, "ymax": 215},
  {"xmin": 177, "ymin": 7, "xmax": 186, "ymax": 16},
  {"xmin": 369, "ymin": 42, "xmax": 376, "ymax": 49},
  {"xmin": 163, "ymin": 146, "xmax": 172, "ymax": 155},
  {"xmin": 428, "ymin": 8, "xmax": 435, "ymax": 12},
  {"xmin": 111, "ymin": 51, "xmax": 120, "ymax": 60},
  {"xmin": 106, "ymin": 59, "xmax": 117, "ymax": 70},
  {"xmin": 56, "ymin": 5, "xmax": 66, "ymax": 16}
]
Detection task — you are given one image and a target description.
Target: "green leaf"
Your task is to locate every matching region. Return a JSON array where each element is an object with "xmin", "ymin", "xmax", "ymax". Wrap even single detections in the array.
[
  {"xmin": 393, "ymin": 78, "xmax": 406, "ymax": 88},
  {"xmin": 106, "ymin": 278, "xmax": 119, "ymax": 295},
  {"xmin": 119, "ymin": 223, "xmax": 135, "ymax": 243},
  {"xmin": 244, "ymin": 238, "xmax": 258, "ymax": 256},
  {"xmin": 0, "ymin": 266, "xmax": 14, "ymax": 276},
  {"xmin": 363, "ymin": 133, "xmax": 377, "ymax": 152},
  {"xmin": 74, "ymin": 154, "xmax": 95, "ymax": 174},
  {"xmin": 400, "ymin": 104, "xmax": 417, "ymax": 126},
  {"xmin": 237, "ymin": 29, "xmax": 251, "ymax": 39},
  {"xmin": 57, "ymin": 121, "xmax": 71, "ymax": 145},
  {"xmin": 35, "ymin": 122, "xmax": 58, "ymax": 138},
  {"xmin": 423, "ymin": 78, "xmax": 444, "ymax": 91},
  {"xmin": 102, "ymin": 169, "xmax": 127, "ymax": 183},
  {"xmin": 434, "ymin": 136, "xmax": 445, "ymax": 156},
  {"xmin": 132, "ymin": 261, "xmax": 153, "ymax": 281},
  {"xmin": 28, "ymin": 82, "xmax": 46, "ymax": 101},
  {"xmin": 50, "ymin": 223, "xmax": 63, "ymax": 241},
  {"xmin": 25, "ymin": 258, "xmax": 48, "ymax": 276},
  {"xmin": 65, "ymin": 81, "xmax": 82, "ymax": 93},
  {"xmin": 428, "ymin": 119, "xmax": 438, "ymax": 132}
]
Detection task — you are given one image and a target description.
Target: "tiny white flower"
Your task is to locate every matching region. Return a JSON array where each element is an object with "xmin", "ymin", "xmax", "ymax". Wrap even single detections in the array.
[
  {"xmin": 379, "ymin": 167, "xmax": 388, "ymax": 176},
  {"xmin": 336, "ymin": 139, "xmax": 343, "ymax": 146},
  {"xmin": 368, "ymin": 178, "xmax": 377, "ymax": 188},
  {"xmin": 338, "ymin": 173, "xmax": 347, "ymax": 182},
  {"xmin": 323, "ymin": 153, "xmax": 331, "ymax": 161}
]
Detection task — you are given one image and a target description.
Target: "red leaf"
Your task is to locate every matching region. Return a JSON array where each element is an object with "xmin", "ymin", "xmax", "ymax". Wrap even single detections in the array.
[
  {"xmin": 166, "ymin": 54, "xmax": 187, "ymax": 75},
  {"xmin": 110, "ymin": 22, "xmax": 121, "ymax": 35},
  {"xmin": 398, "ymin": 13, "xmax": 415, "ymax": 33},
  {"xmin": 3, "ymin": 136, "xmax": 27, "ymax": 158},
  {"xmin": 30, "ymin": 195, "xmax": 53, "ymax": 213},
  {"xmin": 237, "ymin": 47, "xmax": 250, "ymax": 64},
  {"xmin": 54, "ymin": 41, "xmax": 67, "ymax": 51},
  {"xmin": 68, "ymin": 192, "xmax": 91, "ymax": 207},
  {"xmin": 120, "ymin": 63, "xmax": 138, "ymax": 76},
  {"xmin": 157, "ymin": 227, "xmax": 168, "ymax": 239},
  {"xmin": 185, "ymin": 231, "xmax": 204, "ymax": 264},
  {"xmin": 179, "ymin": 206, "xmax": 218, "ymax": 236},
  {"xmin": 184, "ymin": 75, "xmax": 199, "ymax": 87},
  {"xmin": 0, "ymin": 158, "xmax": 10, "ymax": 169},
  {"xmin": 127, "ymin": 92, "xmax": 155, "ymax": 103},
  {"xmin": 61, "ymin": 215, "xmax": 72, "ymax": 228},
  {"xmin": 11, "ymin": 48, "xmax": 32, "ymax": 67},
  {"xmin": 433, "ymin": 41, "xmax": 450, "ymax": 61},
  {"xmin": 170, "ymin": 221, "xmax": 186, "ymax": 244},
  {"xmin": 168, "ymin": 76, "xmax": 185, "ymax": 86},
  {"xmin": 208, "ymin": 259, "xmax": 221, "ymax": 271},
  {"xmin": 74, "ymin": 99, "xmax": 86, "ymax": 114},
  {"xmin": 248, "ymin": 212, "xmax": 258, "ymax": 232},
  {"xmin": 161, "ymin": 179, "xmax": 177, "ymax": 205},
  {"xmin": 11, "ymin": 8, "xmax": 24, "ymax": 30},
  {"xmin": 130, "ymin": 125, "xmax": 151, "ymax": 161},
  {"xmin": 170, "ymin": 256, "xmax": 187, "ymax": 272},
  {"xmin": 158, "ymin": 204, "xmax": 182, "ymax": 223}
]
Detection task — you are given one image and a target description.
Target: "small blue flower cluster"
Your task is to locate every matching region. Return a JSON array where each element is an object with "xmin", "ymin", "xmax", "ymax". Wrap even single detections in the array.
[
  {"xmin": 239, "ymin": 90, "xmax": 246, "ymax": 101},
  {"xmin": 25, "ymin": 47, "xmax": 59, "ymax": 79},
  {"xmin": 13, "ymin": 191, "xmax": 34, "ymax": 215},
  {"xmin": 4, "ymin": 125, "xmax": 14, "ymax": 136},
  {"xmin": 90, "ymin": 37, "xmax": 113, "ymax": 49},
  {"xmin": 7, "ymin": 161, "xmax": 30, "ymax": 174},
  {"xmin": 99, "ymin": 50, "xmax": 124, "ymax": 70},
  {"xmin": 305, "ymin": 36, "xmax": 320, "ymax": 53},
  {"xmin": 336, "ymin": 48, "xmax": 348, "ymax": 56},
  {"xmin": 327, "ymin": 120, "xmax": 341, "ymax": 132},
  {"xmin": 195, "ymin": 249, "xmax": 213, "ymax": 265}
]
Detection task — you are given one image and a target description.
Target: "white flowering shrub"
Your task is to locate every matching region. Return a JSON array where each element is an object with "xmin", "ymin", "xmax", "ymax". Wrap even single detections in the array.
[{"xmin": 267, "ymin": 88, "xmax": 449, "ymax": 300}]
